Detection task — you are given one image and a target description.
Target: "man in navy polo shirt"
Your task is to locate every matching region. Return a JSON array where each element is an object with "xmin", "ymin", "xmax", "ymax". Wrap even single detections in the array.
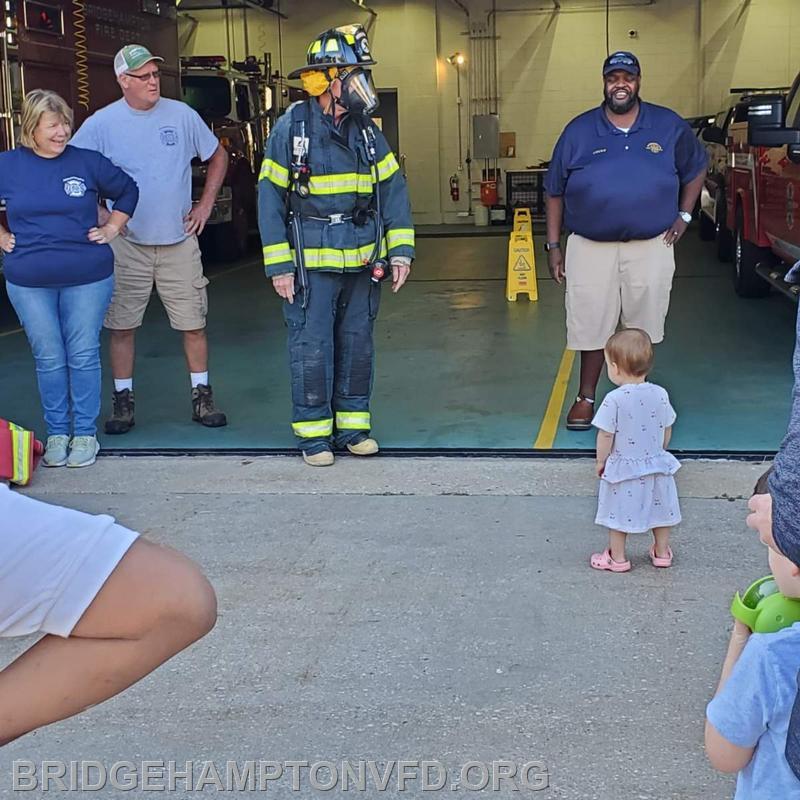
[{"xmin": 544, "ymin": 51, "xmax": 707, "ymax": 430}]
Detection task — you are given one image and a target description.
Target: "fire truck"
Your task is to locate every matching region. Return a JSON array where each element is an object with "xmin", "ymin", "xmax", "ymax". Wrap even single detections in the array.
[
  {"xmin": 0, "ymin": 1, "xmax": 180, "ymax": 152},
  {"xmin": 722, "ymin": 72, "xmax": 800, "ymax": 301},
  {"xmin": 180, "ymin": 55, "xmax": 271, "ymax": 262},
  {"xmin": 180, "ymin": 54, "xmax": 306, "ymax": 261}
]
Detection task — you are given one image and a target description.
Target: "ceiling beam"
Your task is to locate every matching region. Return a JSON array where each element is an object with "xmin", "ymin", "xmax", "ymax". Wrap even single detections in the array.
[{"xmin": 177, "ymin": 1, "xmax": 288, "ymax": 19}]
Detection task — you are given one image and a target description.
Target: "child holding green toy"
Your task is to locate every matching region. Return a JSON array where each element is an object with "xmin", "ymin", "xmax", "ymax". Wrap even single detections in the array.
[{"xmin": 705, "ymin": 470, "xmax": 800, "ymax": 798}]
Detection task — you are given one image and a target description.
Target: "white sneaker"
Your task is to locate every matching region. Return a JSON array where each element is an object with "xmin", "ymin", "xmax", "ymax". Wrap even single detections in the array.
[
  {"xmin": 67, "ymin": 435, "xmax": 100, "ymax": 468},
  {"xmin": 43, "ymin": 435, "xmax": 70, "ymax": 467}
]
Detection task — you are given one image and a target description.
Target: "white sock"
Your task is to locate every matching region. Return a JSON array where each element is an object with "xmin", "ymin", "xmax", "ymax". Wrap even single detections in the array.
[
  {"xmin": 114, "ymin": 378, "xmax": 133, "ymax": 392},
  {"xmin": 191, "ymin": 372, "xmax": 209, "ymax": 389}
]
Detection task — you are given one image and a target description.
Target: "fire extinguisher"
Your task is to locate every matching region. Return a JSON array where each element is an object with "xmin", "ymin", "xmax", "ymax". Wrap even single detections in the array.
[{"xmin": 449, "ymin": 174, "xmax": 460, "ymax": 203}]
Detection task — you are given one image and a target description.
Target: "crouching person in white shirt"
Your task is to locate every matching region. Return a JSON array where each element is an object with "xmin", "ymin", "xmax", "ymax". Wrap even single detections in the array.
[{"xmin": 0, "ymin": 481, "xmax": 216, "ymax": 745}]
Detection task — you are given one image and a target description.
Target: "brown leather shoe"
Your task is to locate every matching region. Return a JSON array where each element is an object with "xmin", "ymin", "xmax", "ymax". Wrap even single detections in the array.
[{"xmin": 566, "ymin": 395, "xmax": 595, "ymax": 431}]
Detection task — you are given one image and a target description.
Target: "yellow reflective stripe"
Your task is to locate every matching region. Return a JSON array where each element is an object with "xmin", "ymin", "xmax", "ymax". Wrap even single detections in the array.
[
  {"xmin": 310, "ymin": 40, "xmax": 322, "ymax": 55},
  {"xmin": 292, "ymin": 419, "xmax": 333, "ymax": 437},
  {"xmin": 259, "ymin": 159, "xmax": 290, "ymax": 188},
  {"xmin": 10, "ymin": 428, "xmax": 30, "ymax": 484},
  {"xmin": 325, "ymin": 39, "xmax": 339, "ymax": 53},
  {"xmin": 263, "ymin": 243, "xmax": 292, "ymax": 265},
  {"xmin": 292, "ymin": 240, "xmax": 388, "ymax": 269},
  {"xmin": 376, "ymin": 153, "xmax": 400, "ymax": 181},
  {"xmin": 386, "ymin": 228, "xmax": 415, "ymax": 249},
  {"xmin": 336, "ymin": 411, "xmax": 370, "ymax": 430},
  {"xmin": 308, "ymin": 173, "xmax": 373, "ymax": 195}
]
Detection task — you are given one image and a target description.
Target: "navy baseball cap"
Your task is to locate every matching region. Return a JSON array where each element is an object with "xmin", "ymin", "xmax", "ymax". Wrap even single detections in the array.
[{"xmin": 602, "ymin": 51, "xmax": 640, "ymax": 76}]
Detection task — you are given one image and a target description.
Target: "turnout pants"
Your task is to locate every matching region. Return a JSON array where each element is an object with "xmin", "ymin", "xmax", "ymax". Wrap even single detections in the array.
[{"xmin": 283, "ymin": 270, "xmax": 381, "ymax": 453}]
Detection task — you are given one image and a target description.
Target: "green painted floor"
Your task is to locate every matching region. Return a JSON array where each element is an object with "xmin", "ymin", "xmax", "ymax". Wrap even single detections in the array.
[{"xmin": 0, "ymin": 228, "xmax": 796, "ymax": 453}]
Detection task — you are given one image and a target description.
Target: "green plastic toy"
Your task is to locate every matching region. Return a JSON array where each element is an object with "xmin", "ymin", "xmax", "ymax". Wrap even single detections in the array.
[{"xmin": 731, "ymin": 575, "xmax": 800, "ymax": 633}]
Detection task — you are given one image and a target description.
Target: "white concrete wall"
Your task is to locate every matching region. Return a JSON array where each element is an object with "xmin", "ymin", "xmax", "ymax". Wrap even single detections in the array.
[{"xmin": 180, "ymin": 0, "xmax": 800, "ymax": 225}]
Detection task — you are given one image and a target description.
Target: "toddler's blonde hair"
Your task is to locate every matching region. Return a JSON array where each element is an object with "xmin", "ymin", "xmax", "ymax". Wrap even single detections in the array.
[{"xmin": 605, "ymin": 328, "xmax": 653, "ymax": 377}]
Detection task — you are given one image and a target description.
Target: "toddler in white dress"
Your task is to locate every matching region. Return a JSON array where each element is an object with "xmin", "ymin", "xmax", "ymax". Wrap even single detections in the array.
[{"xmin": 589, "ymin": 328, "xmax": 681, "ymax": 573}]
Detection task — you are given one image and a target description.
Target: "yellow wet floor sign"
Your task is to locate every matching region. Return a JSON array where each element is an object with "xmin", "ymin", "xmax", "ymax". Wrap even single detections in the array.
[{"xmin": 506, "ymin": 209, "xmax": 538, "ymax": 302}]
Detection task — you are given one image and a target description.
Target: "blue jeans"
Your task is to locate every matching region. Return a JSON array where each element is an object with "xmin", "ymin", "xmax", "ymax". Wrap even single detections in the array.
[{"xmin": 7, "ymin": 276, "xmax": 114, "ymax": 437}]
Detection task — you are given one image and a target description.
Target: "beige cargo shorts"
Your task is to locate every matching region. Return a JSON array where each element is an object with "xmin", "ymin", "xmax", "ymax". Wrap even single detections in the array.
[
  {"xmin": 105, "ymin": 235, "xmax": 209, "ymax": 331},
  {"xmin": 564, "ymin": 233, "xmax": 676, "ymax": 351}
]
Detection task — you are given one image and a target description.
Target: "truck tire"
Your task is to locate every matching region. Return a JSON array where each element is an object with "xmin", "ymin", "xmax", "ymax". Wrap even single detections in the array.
[
  {"xmin": 716, "ymin": 192, "xmax": 733, "ymax": 262},
  {"xmin": 733, "ymin": 207, "xmax": 770, "ymax": 298},
  {"xmin": 698, "ymin": 208, "xmax": 716, "ymax": 241}
]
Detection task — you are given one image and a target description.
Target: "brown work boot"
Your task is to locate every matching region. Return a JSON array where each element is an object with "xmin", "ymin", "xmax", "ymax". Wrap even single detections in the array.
[
  {"xmin": 565, "ymin": 394, "xmax": 595, "ymax": 431},
  {"xmin": 191, "ymin": 384, "xmax": 227, "ymax": 427},
  {"xmin": 104, "ymin": 389, "xmax": 135, "ymax": 435}
]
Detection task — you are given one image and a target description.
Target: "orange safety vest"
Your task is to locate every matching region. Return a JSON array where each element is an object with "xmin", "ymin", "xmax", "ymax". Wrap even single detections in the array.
[{"xmin": 0, "ymin": 420, "xmax": 44, "ymax": 485}]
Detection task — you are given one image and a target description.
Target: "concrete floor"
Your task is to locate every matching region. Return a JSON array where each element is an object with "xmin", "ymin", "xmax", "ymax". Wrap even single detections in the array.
[{"xmin": 0, "ymin": 456, "xmax": 774, "ymax": 798}]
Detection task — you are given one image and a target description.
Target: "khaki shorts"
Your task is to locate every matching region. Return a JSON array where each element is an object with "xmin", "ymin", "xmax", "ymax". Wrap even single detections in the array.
[
  {"xmin": 564, "ymin": 233, "xmax": 676, "ymax": 351},
  {"xmin": 105, "ymin": 235, "xmax": 209, "ymax": 331}
]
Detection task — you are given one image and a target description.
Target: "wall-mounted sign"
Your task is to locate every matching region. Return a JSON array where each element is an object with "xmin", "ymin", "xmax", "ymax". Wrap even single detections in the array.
[{"xmin": 23, "ymin": 2, "xmax": 64, "ymax": 37}]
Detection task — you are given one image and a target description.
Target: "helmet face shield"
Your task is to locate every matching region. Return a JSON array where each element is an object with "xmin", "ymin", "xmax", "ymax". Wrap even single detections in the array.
[{"xmin": 339, "ymin": 67, "xmax": 379, "ymax": 115}]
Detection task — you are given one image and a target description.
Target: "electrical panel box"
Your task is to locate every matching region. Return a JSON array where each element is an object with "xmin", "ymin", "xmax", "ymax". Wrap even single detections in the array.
[{"xmin": 473, "ymin": 114, "xmax": 500, "ymax": 159}]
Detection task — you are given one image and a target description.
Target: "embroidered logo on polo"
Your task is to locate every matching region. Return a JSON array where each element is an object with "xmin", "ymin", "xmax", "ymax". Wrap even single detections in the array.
[
  {"xmin": 646, "ymin": 142, "xmax": 663, "ymax": 154},
  {"xmin": 159, "ymin": 126, "xmax": 179, "ymax": 146},
  {"xmin": 62, "ymin": 177, "xmax": 87, "ymax": 197},
  {"xmin": 593, "ymin": 148, "xmax": 607, "ymax": 155}
]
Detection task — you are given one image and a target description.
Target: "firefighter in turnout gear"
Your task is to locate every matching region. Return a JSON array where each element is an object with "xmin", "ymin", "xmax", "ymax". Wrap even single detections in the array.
[{"xmin": 258, "ymin": 25, "xmax": 415, "ymax": 467}]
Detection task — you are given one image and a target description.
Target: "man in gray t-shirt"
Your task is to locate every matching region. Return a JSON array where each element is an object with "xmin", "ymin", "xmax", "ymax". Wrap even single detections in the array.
[{"xmin": 71, "ymin": 44, "xmax": 229, "ymax": 432}]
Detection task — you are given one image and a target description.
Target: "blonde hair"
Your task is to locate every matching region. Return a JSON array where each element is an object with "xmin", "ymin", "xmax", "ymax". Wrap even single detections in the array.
[
  {"xmin": 19, "ymin": 89, "xmax": 73, "ymax": 149},
  {"xmin": 605, "ymin": 328, "xmax": 654, "ymax": 377}
]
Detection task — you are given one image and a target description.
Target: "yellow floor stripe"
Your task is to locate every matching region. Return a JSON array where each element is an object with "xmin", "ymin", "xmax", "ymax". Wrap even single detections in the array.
[{"xmin": 533, "ymin": 348, "xmax": 576, "ymax": 449}]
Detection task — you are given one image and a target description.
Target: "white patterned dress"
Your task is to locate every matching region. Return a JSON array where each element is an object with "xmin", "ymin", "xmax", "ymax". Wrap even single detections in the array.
[{"xmin": 592, "ymin": 382, "xmax": 681, "ymax": 534}]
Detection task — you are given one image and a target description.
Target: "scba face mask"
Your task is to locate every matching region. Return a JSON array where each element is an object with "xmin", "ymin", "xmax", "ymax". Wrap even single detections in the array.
[{"xmin": 338, "ymin": 67, "xmax": 379, "ymax": 116}]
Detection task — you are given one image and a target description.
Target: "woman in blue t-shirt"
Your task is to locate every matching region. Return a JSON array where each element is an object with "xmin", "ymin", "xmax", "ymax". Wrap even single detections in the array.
[{"xmin": 0, "ymin": 90, "xmax": 138, "ymax": 467}]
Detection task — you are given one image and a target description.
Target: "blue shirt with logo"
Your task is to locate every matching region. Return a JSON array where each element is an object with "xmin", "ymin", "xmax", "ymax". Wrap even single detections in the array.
[
  {"xmin": 0, "ymin": 145, "xmax": 138, "ymax": 288},
  {"xmin": 544, "ymin": 101, "xmax": 707, "ymax": 241},
  {"xmin": 71, "ymin": 98, "xmax": 219, "ymax": 246}
]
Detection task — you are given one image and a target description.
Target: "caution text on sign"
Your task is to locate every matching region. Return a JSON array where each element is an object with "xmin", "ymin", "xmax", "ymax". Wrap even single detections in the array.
[{"xmin": 506, "ymin": 216, "xmax": 538, "ymax": 302}]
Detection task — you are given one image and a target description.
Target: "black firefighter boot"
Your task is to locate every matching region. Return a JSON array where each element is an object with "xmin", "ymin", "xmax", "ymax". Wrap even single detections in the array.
[
  {"xmin": 192, "ymin": 384, "xmax": 227, "ymax": 427},
  {"xmin": 105, "ymin": 389, "xmax": 135, "ymax": 435}
]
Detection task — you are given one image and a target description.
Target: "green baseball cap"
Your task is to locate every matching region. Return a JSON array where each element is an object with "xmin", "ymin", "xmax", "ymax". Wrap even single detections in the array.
[{"xmin": 114, "ymin": 44, "xmax": 163, "ymax": 77}]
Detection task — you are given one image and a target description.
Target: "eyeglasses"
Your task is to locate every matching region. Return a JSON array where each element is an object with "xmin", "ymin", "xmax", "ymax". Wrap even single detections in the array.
[{"xmin": 126, "ymin": 69, "xmax": 161, "ymax": 82}]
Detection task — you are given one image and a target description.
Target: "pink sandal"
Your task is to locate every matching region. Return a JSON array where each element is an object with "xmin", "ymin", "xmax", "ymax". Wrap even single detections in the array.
[
  {"xmin": 590, "ymin": 549, "xmax": 631, "ymax": 573},
  {"xmin": 649, "ymin": 544, "xmax": 673, "ymax": 568}
]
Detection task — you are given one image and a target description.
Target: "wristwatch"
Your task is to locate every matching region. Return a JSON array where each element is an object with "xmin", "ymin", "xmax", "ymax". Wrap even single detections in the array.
[
  {"xmin": 678, "ymin": 211, "xmax": 692, "ymax": 224},
  {"xmin": 544, "ymin": 241, "xmax": 561, "ymax": 252}
]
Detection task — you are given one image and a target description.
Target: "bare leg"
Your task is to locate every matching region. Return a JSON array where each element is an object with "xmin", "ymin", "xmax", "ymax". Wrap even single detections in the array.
[
  {"xmin": 0, "ymin": 538, "xmax": 216, "ymax": 745},
  {"xmin": 182, "ymin": 329, "xmax": 208, "ymax": 374},
  {"xmin": 609, "ymin": 529, "xmax": 628, "ymax": 563},
  {"xmin": 653, "ymin": 526, "xmax": 672, "ymax": 559},
  {"xmin": 109, "ymin": 329, "xmax": 136, "ymax": 380},
  {"xmin": 578, "ymin": 349, "xmax": 605, "ymax": 400},
  {"xmin": 567, "ymin": 349, "xmax": 606, "ymax": 428}
]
